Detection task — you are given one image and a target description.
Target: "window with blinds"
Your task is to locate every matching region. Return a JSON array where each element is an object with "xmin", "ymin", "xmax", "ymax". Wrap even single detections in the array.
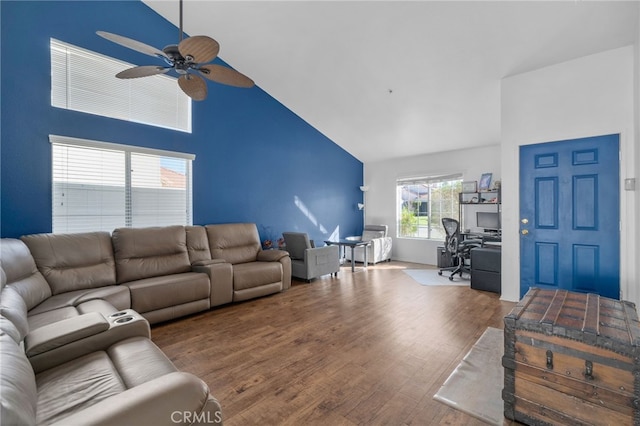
[
  {"xmin": 51, "ymin": 135, "xmax": 193, "ymax": 234},
  {"xmin": 50, "ymin": 38, "xmax": 191, "ymax": 133},
  {"xmin": 396, "ymin": 174, "xmax": 462, "ymax": 240}
]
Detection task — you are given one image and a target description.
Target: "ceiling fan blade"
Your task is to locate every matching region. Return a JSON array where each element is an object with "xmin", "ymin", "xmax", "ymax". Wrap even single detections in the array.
[
  {"xmin": 116, "ymin": 66, "xmax": 170, "ymax": 79},
  {"xmin": 197, "ymin": 64, "xmax": 254, "ymax": 88},
  {"xmin": 97, "ymin": 31, "xmax": 168, "ymax": 60},
  {"xmin": 178, "ymin": 36, "xmax": 220, "ymax": 64},
  {"xmin": 178, "ymin": 74, "xmax": 207, "ymax": 101}
]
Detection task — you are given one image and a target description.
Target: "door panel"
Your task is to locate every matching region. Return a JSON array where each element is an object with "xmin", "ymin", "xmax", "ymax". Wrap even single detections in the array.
[{"xmin": 520, "ymin": 135, "xmax": 620, "ymax": 299}]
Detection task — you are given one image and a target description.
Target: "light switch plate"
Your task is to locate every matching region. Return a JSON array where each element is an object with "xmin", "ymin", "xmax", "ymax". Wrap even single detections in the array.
[{"xmin": 624, "ymin": 178, "xmax": 636, "ymax": 191}]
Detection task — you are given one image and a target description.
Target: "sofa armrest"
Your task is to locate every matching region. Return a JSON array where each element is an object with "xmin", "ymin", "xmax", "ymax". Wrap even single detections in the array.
[
  {"xmin": 254, "ymin": 250, "xmax": 291, "ymax": 291},
  {"xmin": 25, "ymin": 312, "xmax": 109, "ymax": 357},
  {"xmin": 51, "ymin": 372, "xmax": 222, "ymax": 426},
  {"xmin": 304, "ymin": 245, "xmax": 339, "ymax": 276},
  {"xmin": 192, "ymin": 262, "xmax": 233, "ymax": 307},
  {"xmin": 370, "ymin": 236, "xmax": 392, "ymax": 258},
  {"xmin": 368, "ymin": 237, "xmax": 385, "ymax": 251},
  {"xmin": 29, "ymin": 309, "xmax": 150, "ymax": 373},
  {"xmin": 305, "ymin": 245, "xmax": 339, "ymax": 261},
  {"xmin": 257, "ymin": 249, "xmax": 289, "ymax": 262},
  {"xmin": 345, "ymin": 236, "xmax": 392, "ymax": 264}
]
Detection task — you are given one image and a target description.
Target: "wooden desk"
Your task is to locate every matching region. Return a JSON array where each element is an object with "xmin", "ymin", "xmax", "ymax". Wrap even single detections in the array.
[{"xmin": 461, "ymin": 232, "xmax": 501, "ymax": 248}]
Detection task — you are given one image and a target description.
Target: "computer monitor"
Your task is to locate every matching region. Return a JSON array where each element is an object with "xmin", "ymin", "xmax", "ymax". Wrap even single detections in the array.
[{"xmin": 476, "ymin": 211, "xmax": 501, "ymax": 232}]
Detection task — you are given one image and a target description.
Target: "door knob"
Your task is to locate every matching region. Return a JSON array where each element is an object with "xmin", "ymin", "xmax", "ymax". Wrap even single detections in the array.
[
  {"xmin": 521, "ymin": 229, "xmax": 529, "ymax": 235},
  {"xmin": 521, "ymin": 218, "xmax": 529, "ymax": 224}
]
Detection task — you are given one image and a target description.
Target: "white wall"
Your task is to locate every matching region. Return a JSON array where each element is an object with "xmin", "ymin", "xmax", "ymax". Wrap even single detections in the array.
[
  {"xmin": 501, "ymin": 46, "xmax": 637, "ymax": 303},
  {"xmin": 364, "ymin": 144, "xmax": 501, "ymax": 265},
  {"xmin": 636, "ymin": 5, "xmax": 640, "ymax": 302}
]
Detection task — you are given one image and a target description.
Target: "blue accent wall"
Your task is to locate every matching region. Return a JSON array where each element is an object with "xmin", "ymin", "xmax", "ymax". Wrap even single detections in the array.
[{"xmin": 1, "ymin": 1, "xmax": 363, "ymax": 244}]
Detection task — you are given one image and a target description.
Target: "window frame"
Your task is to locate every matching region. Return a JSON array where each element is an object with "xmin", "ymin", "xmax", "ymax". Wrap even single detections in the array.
[
  {"xmin": 396, "ymin": 174, "xmax": 462, "ymax": 240},
  {"xmin": 50, "ymin": 134, "xmax": 194, "ymax": 234},
  {"xmin": 50, "ymin": 38, "xmax": 192, "ymax": 133}
]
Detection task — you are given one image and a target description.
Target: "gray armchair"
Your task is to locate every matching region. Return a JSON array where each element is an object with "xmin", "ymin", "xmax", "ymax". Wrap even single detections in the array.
[{"xmin": 282, "ymin": 232, "xmax": 339, "ymax": 282}]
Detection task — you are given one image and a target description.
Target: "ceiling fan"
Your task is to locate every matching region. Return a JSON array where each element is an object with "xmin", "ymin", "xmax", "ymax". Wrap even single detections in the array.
[{"xmin": 96, "ymin": 0, "xmax": 254, "ymax": 101}]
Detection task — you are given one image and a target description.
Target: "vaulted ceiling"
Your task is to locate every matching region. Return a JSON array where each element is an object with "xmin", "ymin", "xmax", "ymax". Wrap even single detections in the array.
[{"xmin": 143, "ymin": 1, "xmax": 639, "ymax": 163}]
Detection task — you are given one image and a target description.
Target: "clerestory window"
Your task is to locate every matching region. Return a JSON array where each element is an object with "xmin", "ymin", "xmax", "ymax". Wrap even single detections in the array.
[{"xmin": 50, "ymin": 38, "xmax": 191, "ymax": 133}]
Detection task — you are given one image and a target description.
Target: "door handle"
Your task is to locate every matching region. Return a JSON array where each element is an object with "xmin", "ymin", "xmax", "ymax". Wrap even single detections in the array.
[
  {"xmin": 521, "ymin": 229, "xmax": 529, "ymax": 235},
  {"xmin": 521, "ymin": 218, "xmax": 529, "ymax": 224}
]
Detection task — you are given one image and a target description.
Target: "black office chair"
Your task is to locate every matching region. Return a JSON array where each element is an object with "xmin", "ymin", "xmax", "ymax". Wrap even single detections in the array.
[{"xmin": 438, "ymin": 218, "xmax": 482, "ymax": 281}]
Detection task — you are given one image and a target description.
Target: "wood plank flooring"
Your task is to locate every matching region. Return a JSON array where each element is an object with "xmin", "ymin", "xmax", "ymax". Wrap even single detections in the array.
[{"xmin": 151, "ymin": 262, "xmax": 516, "ymax": 425}]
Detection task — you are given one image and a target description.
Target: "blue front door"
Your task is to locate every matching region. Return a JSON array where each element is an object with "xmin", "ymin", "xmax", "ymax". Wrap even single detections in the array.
[{"xmin": 519, "ymin": 134, "xmax": 620, "ymax": 299}]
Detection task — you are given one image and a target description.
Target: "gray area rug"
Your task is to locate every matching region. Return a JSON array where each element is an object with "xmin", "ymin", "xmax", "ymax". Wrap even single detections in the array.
[
  {"xmin": 433, "ymin": 327, "xmax": 505, "ymax": 425},
  {"xmin": 403, "ymin": 269, "xmax": 469, "ymax": 286}
]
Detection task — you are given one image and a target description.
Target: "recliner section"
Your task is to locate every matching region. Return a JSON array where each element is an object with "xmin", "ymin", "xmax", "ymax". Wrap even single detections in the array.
[
  {"xmin": 205, "ymin": 223, "xmax": 291, "ymax": 302},
  {"xmin": 112, "ymin": 225, "xmax": 211, "ymax": 324}
]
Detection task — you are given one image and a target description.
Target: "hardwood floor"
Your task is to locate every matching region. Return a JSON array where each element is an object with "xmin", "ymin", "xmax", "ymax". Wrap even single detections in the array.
[{"xmin": 152, "ymin": 262, "xmax": 516, "ymax": 425}]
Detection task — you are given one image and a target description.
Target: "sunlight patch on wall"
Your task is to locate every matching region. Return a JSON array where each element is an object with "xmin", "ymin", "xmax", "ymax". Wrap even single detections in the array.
[{"xmin": 294, "ymin": 195, "xmax": 328, "ymax": 234}]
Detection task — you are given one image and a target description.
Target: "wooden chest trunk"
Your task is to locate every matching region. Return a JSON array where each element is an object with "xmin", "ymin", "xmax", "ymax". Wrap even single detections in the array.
[{"xmin": 502, "ymin": 287, "xmax": 640, "ymax": 425}]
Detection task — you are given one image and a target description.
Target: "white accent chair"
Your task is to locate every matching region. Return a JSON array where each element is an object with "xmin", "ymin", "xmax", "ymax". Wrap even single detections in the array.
[{"xmin": 344, "ymin": 225, "xmax": 392, "ymax": 265}]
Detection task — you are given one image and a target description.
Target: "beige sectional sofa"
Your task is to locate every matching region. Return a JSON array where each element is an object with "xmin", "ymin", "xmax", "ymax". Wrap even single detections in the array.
[{"xmin": 0, "ymin": 223, "xmax": 291, "ymax": 425}]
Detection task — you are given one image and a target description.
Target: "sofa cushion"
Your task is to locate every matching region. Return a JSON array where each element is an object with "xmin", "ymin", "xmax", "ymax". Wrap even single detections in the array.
[
  {"xmin": 0, "ymin": 285, "xmax": 29, "ymax": 342},
  {"xmin": 123, "ymin": 272, "xmax": 210, "ymax": 314},
  {"xmin": 112, "ymin": 226, "xmax": 191, "ymax": 283},
  {"xmin": 25, "ymin": 286, "xmax": 126, "ymax": 332},
  {"xmin": 0, "ymin": 333, "xmax": 37, "ymax": 426},
  {"xmin": 21, "ymin": 232, "xmax": 116, "ymax": 295},
  {"xmin": 36, "ymin": 351, "xmax": 126, "ymax": 425},
  {"xmin": 0, "ymin": 316, "xmax": 23, "ymax": 344},
  {"xmin": 27, "ymin": 286, "xmax": 129, "ymax": 317},
  {"xmin": 107, "ymin": 337, "xmax": 177, "ymax": 388},
  {"xmin": 233, "ymin": 262, "xmax": 282, "ymax": 291},
  {"xmin": 27, "ymin": 292, "xmax": 120, "ymax": 330},
  {"xmin": 186, "ymin": 225, "xmax": 212, "ymax": 264},
  {"xmin": 206, "ymin": 223, "xmax": 261, "ymax": 265},
  {"xmin": 0, "ymin": 239, "xmax": 52, "ymax": 310}
]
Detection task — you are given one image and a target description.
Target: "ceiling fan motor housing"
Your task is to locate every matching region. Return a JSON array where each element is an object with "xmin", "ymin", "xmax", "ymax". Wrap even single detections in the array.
[{"xmin": 163, "ymin": 44, "xmax": 192, "ymax": 74}]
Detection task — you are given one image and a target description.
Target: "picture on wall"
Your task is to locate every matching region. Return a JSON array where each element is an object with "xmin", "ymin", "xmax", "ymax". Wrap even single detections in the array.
[
  {"xmin": 461, "ymin": 181, "xmax": 477, "ymax": 193},
  {"xmin": 479, "ymin": 173, "xmax": 492, "ymax": 190}
]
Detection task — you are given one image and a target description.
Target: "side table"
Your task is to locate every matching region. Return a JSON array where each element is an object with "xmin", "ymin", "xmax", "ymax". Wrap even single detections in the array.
[{"xmin": 324, "ymin": 239, "xmax": 370, "ymax": 272}]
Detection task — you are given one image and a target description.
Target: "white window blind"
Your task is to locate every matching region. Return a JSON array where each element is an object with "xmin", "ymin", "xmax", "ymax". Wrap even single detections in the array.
[
  {"xmin": 51, "ymin": 135, "xmax": 194, "ymax": 234},
  {"xmin": 50, "ymin": 38, "xmax": 191, "ymax": 133}
]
